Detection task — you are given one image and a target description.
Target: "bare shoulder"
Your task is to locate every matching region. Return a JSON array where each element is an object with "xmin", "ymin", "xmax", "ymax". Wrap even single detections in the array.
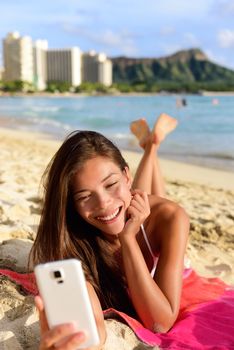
[
  {"xmin": 148, "ymin": 195, "xmax": 189, "ymax": 220},
  {"xmin": 146, "ymin": 195, "xmax": 190, "ymax": 245}
]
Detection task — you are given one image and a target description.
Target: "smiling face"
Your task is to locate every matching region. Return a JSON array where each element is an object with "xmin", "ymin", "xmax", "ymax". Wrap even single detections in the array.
[{"xmin": 72, "ymin": 156, "xmax": 132, "ymax": 240}]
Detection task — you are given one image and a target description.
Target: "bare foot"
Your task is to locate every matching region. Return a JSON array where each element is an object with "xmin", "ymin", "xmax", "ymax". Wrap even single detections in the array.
[
  {"xmin": 152, "ymin": 113, "xmax": 178, "ymax": 145},
  {"xmin": 130, "ymin": 118, "xmax": 150, "ymax": 148}
]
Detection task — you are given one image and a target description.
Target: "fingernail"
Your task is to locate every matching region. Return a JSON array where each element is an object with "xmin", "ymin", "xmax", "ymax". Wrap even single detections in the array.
[
  {"xmin": 69, "ymin": 321, "xmax": 78, "ymax": 331},
  {"xmin": 75, "ymin": 331, "xmax": 86, "ymax": 341}
]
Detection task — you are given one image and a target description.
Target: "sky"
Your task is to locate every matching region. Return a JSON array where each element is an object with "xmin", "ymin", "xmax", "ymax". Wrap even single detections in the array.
[{"xmin": 1, "ymin": 0, "xmax": 234, "ymax": 69}]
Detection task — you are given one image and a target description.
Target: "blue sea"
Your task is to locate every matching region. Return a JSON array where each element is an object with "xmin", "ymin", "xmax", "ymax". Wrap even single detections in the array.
[{"xmin": 0, "ymin": 94, "xmax": 234, "ymax": 172}]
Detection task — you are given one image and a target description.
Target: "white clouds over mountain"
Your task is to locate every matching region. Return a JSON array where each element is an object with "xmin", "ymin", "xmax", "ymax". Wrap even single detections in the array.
[
  {"xmin": 1, "ymin": 0, "xmax": 234, "ymax": 68},
  {"xmin": 218, "ymin": 29, "xmax": 234, "ymax": 48}
]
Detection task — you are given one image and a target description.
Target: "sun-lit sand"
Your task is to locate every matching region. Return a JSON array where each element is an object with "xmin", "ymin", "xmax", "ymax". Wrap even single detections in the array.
[{"xmin": 0, "ymin": 127, "xmax": 233, "ymax": 349}]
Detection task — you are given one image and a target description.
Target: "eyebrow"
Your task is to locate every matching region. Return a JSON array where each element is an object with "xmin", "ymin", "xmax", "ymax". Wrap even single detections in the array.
[{"xmin": 73, "ymin": 172, "xmax": 118, "ymax": 195}]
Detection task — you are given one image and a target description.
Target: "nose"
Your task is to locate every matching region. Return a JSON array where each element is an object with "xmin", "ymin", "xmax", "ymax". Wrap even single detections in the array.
[{"xmin": 94, "ymin": 191, "xmax": 111, "ymax": 209}]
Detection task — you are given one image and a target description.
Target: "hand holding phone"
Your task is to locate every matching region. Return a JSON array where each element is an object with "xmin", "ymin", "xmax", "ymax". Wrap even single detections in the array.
[{"xmin": 34, "ymin": 259, "xmax": 100, "ymax": 349}]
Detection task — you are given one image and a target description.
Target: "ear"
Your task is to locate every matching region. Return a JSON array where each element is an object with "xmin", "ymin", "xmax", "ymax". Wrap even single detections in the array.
[{"xmin": 123, "ymin": 166, "xmax": 132, "ymax": 188}]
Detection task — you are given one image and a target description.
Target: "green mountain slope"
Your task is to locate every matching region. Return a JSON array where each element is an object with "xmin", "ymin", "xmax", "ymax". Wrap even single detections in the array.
[{"xmin": 111, "ymin": 49, "xmax": 234, "ymax": 85}]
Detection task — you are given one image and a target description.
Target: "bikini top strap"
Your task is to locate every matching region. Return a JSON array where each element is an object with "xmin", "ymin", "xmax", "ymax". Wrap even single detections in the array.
[{"xmin": 140, "ymin": 224, "xmax": 155, "ymax": 261}]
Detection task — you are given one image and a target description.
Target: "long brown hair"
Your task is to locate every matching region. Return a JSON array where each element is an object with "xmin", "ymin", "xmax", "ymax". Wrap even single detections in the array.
[{"xmin": 29, "ymin": 130, "xmax": 135, "ymax": 314}]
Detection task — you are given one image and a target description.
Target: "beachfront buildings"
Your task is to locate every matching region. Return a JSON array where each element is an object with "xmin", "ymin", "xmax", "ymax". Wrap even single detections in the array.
[
  {"xmin": 47, "ymin": 48, "xmax": 82, "ymax": 87},
  {"xmin": 82, "ymin": 51, "xmax": 112, "ymax": 86},
  {"xmin": 3, "ymin": 32, "xmax": 34, "ymax": 84},
  {"xmin": 33, "ymin": 40, "xmax": 48, "ymax": 91},
  {"xmin": 98, "ymin": 55, "xmax": 112, "ymax": 87},
  {"xmin": 2, "ymin": 32, "xmax": 113, "ymax": 89}
]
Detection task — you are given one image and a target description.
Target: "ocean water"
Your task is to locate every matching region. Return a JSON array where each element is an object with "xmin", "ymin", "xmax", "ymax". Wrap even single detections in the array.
[{"xmin": 0, "ymin": 94, "xmax": 234, "ymax": 172}]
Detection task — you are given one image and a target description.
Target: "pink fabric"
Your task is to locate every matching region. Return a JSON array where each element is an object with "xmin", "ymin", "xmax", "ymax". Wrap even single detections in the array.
[
  {"xmin": 104, "ymin": 270, "xmax": 234, "ymax": 349},
  {"xmin": 1, "ymin": 268, "xmax": 234, "ymax": 349},
  {"xmin": 0, "ymin": 269, "xmax": 37, "ymax": 295}
]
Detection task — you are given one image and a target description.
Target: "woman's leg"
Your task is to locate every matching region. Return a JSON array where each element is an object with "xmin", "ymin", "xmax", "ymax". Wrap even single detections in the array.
[
  {"xmin": 131, "ymin": 137, "xmax": 166, "ymax": 197},
  {"xmin": 130, "ymin": 118, "xmax": 155, "ymax": 194},
  {"xmin": 130, "ymin": 114, "xmax": 177, "ymax": 197}
]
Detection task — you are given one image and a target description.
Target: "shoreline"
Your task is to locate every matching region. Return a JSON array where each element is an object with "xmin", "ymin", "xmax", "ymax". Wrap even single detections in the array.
[
  {"xmin": 123, "ymin": 149, "xmax": 234, "ymax": 191},
  {"xmin": 0, "ymin": 126, "xmax": 233, "ymax": 191},
  {"xmin": 0, "ymin": 117, "xmax": 233, "ymax": 174},
  {"xmin": 1, "ymin": 90, "xmax": 234, "ymax": 98}
]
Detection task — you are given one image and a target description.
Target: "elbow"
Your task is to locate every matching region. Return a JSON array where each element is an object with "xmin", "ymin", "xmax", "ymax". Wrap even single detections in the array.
[
  {"xmin": 161, "ymin": 201, "xmax": 190, "ymax": 231},
  {"xmin": 151, "ymin": 318, "xmax": 175, "ymax": 334},
  {"xmin": 150, "ymin": 311, "xmax": 178, "ymax": 334},
  {"xmin": 173, "ymin": 204, "xmax": 190, "ymax": 227},
  {"xmin": 170, "ymin": 204, "xmax": 190, "ymax": 241}
]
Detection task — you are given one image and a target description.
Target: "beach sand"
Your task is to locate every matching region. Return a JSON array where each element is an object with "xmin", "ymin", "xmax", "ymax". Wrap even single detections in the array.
[{"xmin": 0, "ymin": 127, "xmax": 233, "ymax": 349}]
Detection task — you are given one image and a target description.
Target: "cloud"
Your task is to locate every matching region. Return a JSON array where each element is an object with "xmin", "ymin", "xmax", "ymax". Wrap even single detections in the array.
[
  {"xmin": 93, "ymin": 29, "xmax": 138, "ymax": 55},
  {"xmin": 149, "ymin": 0, "xmax": 213, "ymax": 18},
  {"xmin": 212, "ymin": 0, "xmax": 234, "ymax": 16},
  {"xmin": 205, "ymin": 49, "xmax": 225, "ymax": 64},
  {"xmin": 204, "ymin": 48, "xmax": 234, "ymax": 69},
  {"xmin": 62, "ymin": 24, "xmax": 138, "ymax": 56},
  {"xmin": 159, "ymin": 32, "xmax": 200, "ymax": 57},
  {"xmin": 217, "ymin": 29, "xmax": 234, "ymax": 48}
]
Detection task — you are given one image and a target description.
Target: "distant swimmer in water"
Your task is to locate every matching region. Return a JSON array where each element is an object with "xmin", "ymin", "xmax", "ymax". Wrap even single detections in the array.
[
  {"xmin": 176, "ymin": 98, "xmax": 187, "ymax": 108},
  {"xmin": 212, "ymin": 98, "xmax": 219, "ymax": 105}
]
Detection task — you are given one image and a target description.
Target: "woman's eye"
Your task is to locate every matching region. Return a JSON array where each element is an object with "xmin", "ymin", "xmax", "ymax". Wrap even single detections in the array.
[
  {"xmin": 77, "ymin": 195, "xmax": 90, "ymax": 202},
  {"xmin": 106, "ymin": 181, "xmax": 118, "ymax": 188}
]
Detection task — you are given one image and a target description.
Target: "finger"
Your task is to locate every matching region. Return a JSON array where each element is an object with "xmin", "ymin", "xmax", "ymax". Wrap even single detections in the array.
[
  {"xmin": 131, "ymin": 194, "xmax": 147, "ymax": 208},
  {"xmin": 35, "ymin": 295, "xmax": 43, "ymax": 312},
  {"xmin": 41, "ymin": 323, "xmax": 79, "ymax": 349},
  {"xmin": 130, "ymin": 195, "xmax": 150, "ymax": 217},
  {"xmin": 142, "ymin": 190, "xmax": 150, "ymax": 202},
  {"xmin": 133, "ymin": 191, "xmax": 150, "ymax": 211},
  {"xmin": 35, "ymin": 295, "xmax": 49, "ymax": 334},
  {"xmin": 141, "ymin": 191, "xmax": 151, "ymax": 209},
  {"xmin": 131, "ymin": 190, "xmax": 149, "ymax": 204},
  {"xmin": 127, "ymin": 206, "xmax": 143, "ymax": 220},
  {"xmin": 56, "ymin": 332, "xmax": 86, "ymax": 350},
  {"xmin": 131, "ymin": 189, "xmax": 146, "ymax": 196},
  {"xmin": 130, "ymin": 198, "xmax": 144, "ymax": 212}
]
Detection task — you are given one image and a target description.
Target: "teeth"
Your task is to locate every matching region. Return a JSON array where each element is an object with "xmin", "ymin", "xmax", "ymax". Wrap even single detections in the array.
[{"xmin": 97, "ymin": 208, "xmax": 120, "ymax": 221}]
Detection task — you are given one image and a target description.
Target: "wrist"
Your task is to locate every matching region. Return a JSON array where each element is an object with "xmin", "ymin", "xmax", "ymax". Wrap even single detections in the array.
[{"xmin": 118, "ymin": 233, "xmax": 137, "ymax": 245}]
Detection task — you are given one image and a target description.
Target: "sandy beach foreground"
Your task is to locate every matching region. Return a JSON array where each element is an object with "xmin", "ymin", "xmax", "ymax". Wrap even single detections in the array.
[{"xmin": 0, "ymin": 127, "xmax": 233, "ymax": 349}]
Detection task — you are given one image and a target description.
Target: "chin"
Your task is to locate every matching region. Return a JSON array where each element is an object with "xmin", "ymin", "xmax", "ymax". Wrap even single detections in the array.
[{"xmin": 102, "ymin": 221, "xmax": 125, "ymax": 236}]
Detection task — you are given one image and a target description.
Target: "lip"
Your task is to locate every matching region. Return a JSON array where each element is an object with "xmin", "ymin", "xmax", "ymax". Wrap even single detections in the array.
[{"xmin": 95, "ymin": 206, "xmax": 122, "ymax": 224}]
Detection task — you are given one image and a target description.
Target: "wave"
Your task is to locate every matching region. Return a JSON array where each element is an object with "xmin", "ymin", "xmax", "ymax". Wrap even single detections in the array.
[
  {"xmin": 168, "ymin": 152, "xmax": 234, "ymax": 161},
  {"xmin": 112, "ymin": 133, "xmax": 133, "ymax": 140},
  {"xmin": 30, "ymin": 106, "xmax": 61, "ymax": 113},
  {"xmin": 200, "ymin": 153, "xmax": 234, "ymax": 161}
]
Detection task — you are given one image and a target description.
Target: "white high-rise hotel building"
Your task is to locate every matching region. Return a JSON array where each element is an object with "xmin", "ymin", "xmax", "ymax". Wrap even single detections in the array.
[
  {"xmin": 82, "ymin": 51, "xmax": 112, "ymax": 87},
  {"xmin": 34, "ymin": 40, "xmax": 48, "ymax": 90},
  {"xmin": 3, "ymin": 32, "xmax": 34, "ymax": 83},
  {"xmin": 47, "ymin": 48, "xmax": 82, "ymax": 86},
  {"xmin": 2, "ymin": 32, "xmax": 113, "ymax": 89}
]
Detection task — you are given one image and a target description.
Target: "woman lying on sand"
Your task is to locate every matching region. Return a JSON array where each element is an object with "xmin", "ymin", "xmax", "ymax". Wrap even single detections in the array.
[{"xmin": 30, "ymin": 113, "xmax": 189, "ymax": 349}]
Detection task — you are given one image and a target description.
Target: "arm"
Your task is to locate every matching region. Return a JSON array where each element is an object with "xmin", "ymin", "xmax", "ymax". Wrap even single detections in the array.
[
  {"xmin": 119, "ymin": 191, "xmax": 189, "ymax": 333},
  {"xmin": 36, "ymin": 282, "xmax": 106, "ymax": 349}
]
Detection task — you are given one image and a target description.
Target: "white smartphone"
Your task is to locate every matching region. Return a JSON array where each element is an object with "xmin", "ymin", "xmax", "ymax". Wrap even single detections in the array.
[{"xmin": 34, "ymin": 259, "xmax": 100, "ymax": 349}]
